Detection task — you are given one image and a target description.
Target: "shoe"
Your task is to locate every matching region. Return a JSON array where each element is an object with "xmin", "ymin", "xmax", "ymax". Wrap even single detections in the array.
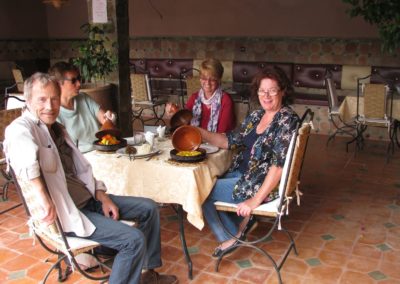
[
  {"xmin": 140, "ymin": 269, "xmax": 178, "ymax": 284},
  {"xmin": 211, "ymin": 234, "xmax": 246, "ymax": 259}
]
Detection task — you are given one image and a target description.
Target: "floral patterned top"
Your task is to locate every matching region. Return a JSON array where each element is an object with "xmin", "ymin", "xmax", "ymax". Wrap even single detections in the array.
[{"xmin": 226, "ymin": 106, "xmax": 299, "ymax": 202}]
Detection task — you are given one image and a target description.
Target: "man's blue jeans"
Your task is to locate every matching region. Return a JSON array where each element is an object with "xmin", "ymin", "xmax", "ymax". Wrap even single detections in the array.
[
  {"xmin": 78, "ymin": 194, "xmax": 161, "ymax": 284},
  {"xmin": 202, "ymin": 171, "xmax": 245, "ymax": 242}
]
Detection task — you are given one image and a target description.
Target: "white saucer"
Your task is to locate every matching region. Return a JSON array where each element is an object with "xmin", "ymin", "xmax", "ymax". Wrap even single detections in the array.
[{"xmin": 200, "ymin": 143, "xmax": 219, "ymax": 154}]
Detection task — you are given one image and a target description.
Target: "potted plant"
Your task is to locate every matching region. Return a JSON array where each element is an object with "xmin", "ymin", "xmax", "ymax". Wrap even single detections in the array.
[{"xmin": 73, "ymin": 23, "xmax": 117, "ymax": 110}]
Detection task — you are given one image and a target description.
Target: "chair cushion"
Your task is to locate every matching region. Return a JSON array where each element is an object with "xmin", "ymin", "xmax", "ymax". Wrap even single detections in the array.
[
  {"xmin": 66, "ymin": 236, "xmax": 100, "ymax": 251},
  {"xmin": 215, "ymin": 199, "xmax": 281, "ymax": 217}
]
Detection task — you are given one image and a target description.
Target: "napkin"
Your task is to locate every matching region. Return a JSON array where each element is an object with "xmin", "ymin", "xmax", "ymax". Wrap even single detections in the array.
[
  {"xmin": 157, "ymin": 125, "xmax": 166, "ymax": 138},
  {"xmin": 145, "ymin": 131, "xmax": 156, "ymax": 147}
]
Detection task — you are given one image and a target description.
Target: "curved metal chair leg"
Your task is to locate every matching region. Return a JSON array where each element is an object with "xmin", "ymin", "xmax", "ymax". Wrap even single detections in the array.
[
  {"xmin": 43, "ymin": 254, "xmax": 67, "ymax": 283},
  {"xmin": 132, "ymin": 107, "xmax": 145, "ymax": 129},
  {"xmin": 215, "ymin": 243, "xmax": 283, "ymax": 284},
  {"xmin": 346, "ymin": 124, "xmax": 366, "ymax": 152},
  {"xmin": 151, "ymin": 105, "xmax": 166, "ymax": 126},
  {"xmin": 281, "ymin": 227, "xmax": 298, "ymax": 256},
  {"xmin": 2, "ymin": 182, "xmax": 9, "ymax": 201}
]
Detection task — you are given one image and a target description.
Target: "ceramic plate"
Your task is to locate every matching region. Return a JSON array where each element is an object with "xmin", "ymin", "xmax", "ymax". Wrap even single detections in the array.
[
  {"xmin": 200, "ymin": 143, "xmax": 219, "ymax": 154},
  {"xmin": 116, "ymin": 146, "xmax": 160, "ymax": 158}
]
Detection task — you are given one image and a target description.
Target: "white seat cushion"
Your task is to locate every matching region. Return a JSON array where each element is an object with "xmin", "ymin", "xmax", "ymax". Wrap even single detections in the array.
[{"xmin": 215, "ymin": 198, "xmax": 281, "ymax": 216}]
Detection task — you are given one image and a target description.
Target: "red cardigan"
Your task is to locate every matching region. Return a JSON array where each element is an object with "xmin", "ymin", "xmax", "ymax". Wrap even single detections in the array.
[{"xmin": 186, "ymin": 91, "xmax": 235, "ymax": 133}]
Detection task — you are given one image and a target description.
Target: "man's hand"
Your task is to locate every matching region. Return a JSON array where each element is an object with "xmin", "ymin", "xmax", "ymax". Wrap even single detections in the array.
[
  {"xmin": 39, "ymin": 198, "xmax": 57, "ymax": 225},
  {"xmin": 31, "ymin": 177, "xmax": 57, "ymax": 225},
  {"xmin": 95, "ymin": 191, "xmax": 119, "ymax": 220},
  {"xmin": 236, "ymin": 197, "xmax": 260, "ymax": 217}
]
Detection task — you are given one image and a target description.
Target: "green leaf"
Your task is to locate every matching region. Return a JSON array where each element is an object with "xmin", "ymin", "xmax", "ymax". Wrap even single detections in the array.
[
  {"xmin": 342, "ymin": 0, "xmax": 400, "ymax": 52},
  {"xmin": 73, "ymin": 23, "xmax": 117, "ymax": 82}
]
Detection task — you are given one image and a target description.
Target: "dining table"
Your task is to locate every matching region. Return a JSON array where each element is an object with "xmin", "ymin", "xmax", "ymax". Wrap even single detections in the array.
[
  {"xmin": 84, "ymin": 137, "xmax": 233, "ymax": 279},
  {"xmin": 339, "ymin": 95, "xmax": 400, "ymax": 122}
]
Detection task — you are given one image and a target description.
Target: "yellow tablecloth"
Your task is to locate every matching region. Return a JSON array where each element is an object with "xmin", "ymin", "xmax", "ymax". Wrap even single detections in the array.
[
  {"xmin": 339, "ymin": 96, "xmax": 400, "ymax": 122},
  {"xmin": 85, "ymin": 139, "xmax": 233, "ymax": 230}
]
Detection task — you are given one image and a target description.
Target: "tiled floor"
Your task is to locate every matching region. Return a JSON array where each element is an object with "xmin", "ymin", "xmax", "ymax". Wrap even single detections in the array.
[{"xmin": 1, "ymin": 134, "xmax": 399, "ymax": 283}]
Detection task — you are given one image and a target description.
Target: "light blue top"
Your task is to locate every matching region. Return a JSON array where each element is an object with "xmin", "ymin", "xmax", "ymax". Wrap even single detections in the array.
[{"xmin": 57, "ymin": 93, "xmax": 101, "ymax": 153}]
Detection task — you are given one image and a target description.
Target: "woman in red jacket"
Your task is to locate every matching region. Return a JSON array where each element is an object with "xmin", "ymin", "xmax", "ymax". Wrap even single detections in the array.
[{"xmin": 168, "ymin": 58, "xmax": 235, "ymax": 133}]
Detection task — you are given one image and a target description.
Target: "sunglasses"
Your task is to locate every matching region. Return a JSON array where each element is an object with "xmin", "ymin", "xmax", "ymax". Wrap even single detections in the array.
[{"xmin": 63, "ymin": 75, "xmax": 81, "ymax": 84}]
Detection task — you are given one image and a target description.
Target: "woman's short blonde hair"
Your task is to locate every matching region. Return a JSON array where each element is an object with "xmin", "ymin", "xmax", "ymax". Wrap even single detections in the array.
[{"xmin": 200, "ymin": 58, "xmax": 224, "ymax": 80}]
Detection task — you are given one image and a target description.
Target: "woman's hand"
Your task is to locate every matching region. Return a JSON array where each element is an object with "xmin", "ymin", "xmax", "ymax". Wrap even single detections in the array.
[
  {"xmin": 165, "ymin": 102, "xmax": 179, "ymax": 118},
  {"xmin": 236, "ymin": 197, "xmax": 261, "ymax": 217},
  {"xmin": 237, "ymin": 166, "xmax": 283, "ymax": 217}
]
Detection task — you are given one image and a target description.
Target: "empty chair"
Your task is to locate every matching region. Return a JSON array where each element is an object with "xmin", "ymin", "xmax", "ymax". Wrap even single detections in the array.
[
  {"xmin": 3, "ymin": 93, "xmax": 25, "ymax": 110},
  {"xmin": 325, "ymin": 75, "xmax": 356, "ymax": 145},
  {"xmin": 179, "ymin": 68, "xmax": 201, "ymax": 108},
  {"xmin": 3, "ymin": 68, "xmax": 25, "ymax": 110},
  {"xmin": 12, "ymin": 68, "xmax": 24, "ymax": 93},
  {"xmin": 213, "ymin": 109, "xmax": 314, "ymax": 284},
  {"xmin": 130, "ymin": 73, "xmax": 167, "ymax": 128},
  {"xmin": 347, "ymin": 74, "xmax": 394, "ymax": 159},
  {"xmin": 0, "ymin": 108, "xmax": 22, "ymax": 213}
]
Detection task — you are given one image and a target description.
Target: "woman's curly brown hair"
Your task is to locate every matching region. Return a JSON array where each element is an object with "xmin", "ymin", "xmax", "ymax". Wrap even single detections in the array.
[{"xmin": 250, "ymin": 66, "xmax": 294, "ymax": 106}]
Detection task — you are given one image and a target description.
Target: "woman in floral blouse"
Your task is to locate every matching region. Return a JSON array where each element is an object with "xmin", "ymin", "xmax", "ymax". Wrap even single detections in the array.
[{"xmin": 198, "ymin": 67, "xmax": 300, "ymax": 258}]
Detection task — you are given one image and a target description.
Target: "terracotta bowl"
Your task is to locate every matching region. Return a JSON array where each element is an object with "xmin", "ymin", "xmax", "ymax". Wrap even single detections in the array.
[
  {"xmin": 171, "ymin": 125, "xmax": 201, "ymax": 151},
  {"xmin": 170, "ymin": 109, "xmax": 193, "ymax": 132},
  {"xmin": 95, "ymin": 119, "xmax": 121, "ymax": 139}
]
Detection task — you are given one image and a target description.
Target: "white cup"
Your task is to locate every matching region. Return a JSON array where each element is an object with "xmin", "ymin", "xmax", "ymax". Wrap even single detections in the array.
[
  {"xmin": 145, "ymin": 131, "xmax": 156, "ymax": 147},
  {"xmin": 134, "ymin": 132, "xmax": 145, "ymax": 144},
  {"xmin": 157, "ymin": 125, "xmax": 166, "ymax": 138}
]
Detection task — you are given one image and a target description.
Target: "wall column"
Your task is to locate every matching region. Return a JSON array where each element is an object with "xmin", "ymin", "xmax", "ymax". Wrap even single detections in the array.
[{"xmin": 87, "ymin": 0, "xmax": 131, "ymax": 136}]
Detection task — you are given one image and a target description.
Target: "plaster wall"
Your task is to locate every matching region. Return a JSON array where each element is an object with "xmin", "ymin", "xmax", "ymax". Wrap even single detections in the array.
[
  {"xmin": 0, "ymin": 0, "xmax": 379, "ymax": 39},
  {"xmin": 0, "ymin": 0, "xmax": 48, "ymax": 38},
  {"xmin": 129, "ymin": 0, "xmax": 378, "ymax": 38}
]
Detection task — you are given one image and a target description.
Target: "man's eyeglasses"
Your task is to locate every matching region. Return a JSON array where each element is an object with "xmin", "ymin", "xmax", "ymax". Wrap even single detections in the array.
[
  {"xmin": 200, "ymin": 76, "xmax": 218, "ymax": 84},
  {"xmin": 257, "ymin": 88, "xmax": 280, "ymax": 97},
  {"xmin": 63, "ymin": 75, "xmax": 81, "ymax": 84}
]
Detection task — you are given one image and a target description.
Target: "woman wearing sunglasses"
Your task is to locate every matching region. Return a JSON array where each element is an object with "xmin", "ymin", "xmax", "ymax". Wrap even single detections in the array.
[
  {"xmin": 198, "ymin": 67, "xmax": 299, "ymax": 257},
  {"xmin": 49, "ymin": 61, "xmax": 116, "ymax": 153}
]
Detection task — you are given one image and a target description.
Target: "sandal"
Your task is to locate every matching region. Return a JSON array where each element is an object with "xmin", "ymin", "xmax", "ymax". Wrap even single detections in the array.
[{"xmin": 212, "ymin": 234, "xmax": 246, "ymax": 258}]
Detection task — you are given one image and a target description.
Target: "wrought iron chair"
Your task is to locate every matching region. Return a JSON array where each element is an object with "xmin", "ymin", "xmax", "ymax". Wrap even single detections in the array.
[
  {"xmin": 346, "ymin": 74, "xmax": 395, "ymax": 160},
  {"xmin": 11, "ymin": 68, "xmax": 24, "ymax": 93},
  {"xmin": 9, "ymin": 166, "xmax": 110, "ymax": 282},
  {"xmin": 9, "ymin": 165, "xmax": 136, "ymax": 283},
  {"xmin": 179, "ymin": 68, "xmax": 201, "ymax": 108},
  {"xmin": 325, "ymin": 75, "xmax": 356, "ymax": 145},
  {"xmin": 3, "ymin": 68, "xmax": 25, "ymax": 110},
  {"xmin": 130, "ymin": 73, "xmax": 167, "ymax": 127},
  {"xmin": 0, "ymin": 107, "xmax": 23, "ymax": 214},
  {"xmin": 213, "ymin": 109, "xmax": 314, "ymax": 284}
]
